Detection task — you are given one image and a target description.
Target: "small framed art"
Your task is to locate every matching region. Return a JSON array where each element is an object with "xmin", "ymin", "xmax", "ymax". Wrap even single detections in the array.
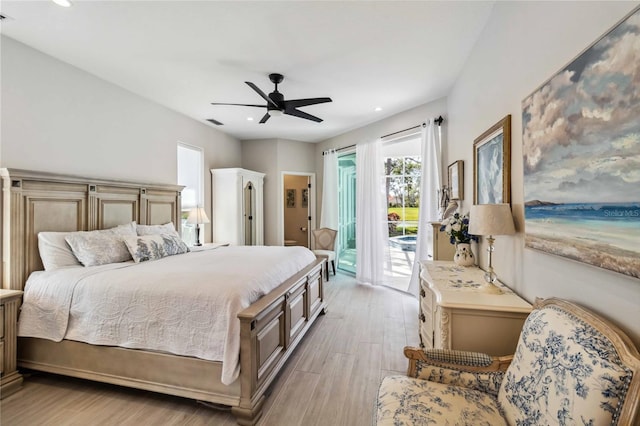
[
  {"xmin": 473, "ymin": 115, "xmax": 511, "ymax": 204},
  {"xmin": 286, "ymin": 189, "xmax": 296, "ymax": 208},
  {"xmin": 448, "ymin": 160, "xmax": 464, "ymax": 200}
]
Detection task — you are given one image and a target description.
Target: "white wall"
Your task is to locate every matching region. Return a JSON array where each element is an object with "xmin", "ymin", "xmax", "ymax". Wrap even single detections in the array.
[
  {"xmin": 448, "ymin": 2, "xmax": 640, "ymax": 345},
  {"xmin": 1, "ymin": 37, "xmax": 242, "ymax": 243}
]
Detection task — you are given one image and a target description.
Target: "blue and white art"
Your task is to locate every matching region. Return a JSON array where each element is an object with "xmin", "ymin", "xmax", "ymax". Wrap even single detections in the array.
[{"xmin": 522, "ymin": 7, "xmax": 640, "ymax": 279}]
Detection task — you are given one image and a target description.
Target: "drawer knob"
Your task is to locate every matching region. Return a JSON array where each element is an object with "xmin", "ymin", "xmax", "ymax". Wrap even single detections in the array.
[
  {"xmin": 420, "ymin": 288, "xmax": 426, "ymax": 297},
  {"xmin": 420, "ymin": 313, "xmax": 426, "ymax": 323}
]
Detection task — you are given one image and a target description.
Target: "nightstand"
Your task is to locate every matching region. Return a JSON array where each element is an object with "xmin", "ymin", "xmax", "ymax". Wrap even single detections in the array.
[
  {"xmin": 189, "ymin": 242, "xmax": 230, "ymax": 252},
  {"xmin": 419, "ymin": 261, "xmax": 531, "ymax": 356},
  {"xmin": 1, "ymin": 289, "xmax": 23, "ymax": 398}
]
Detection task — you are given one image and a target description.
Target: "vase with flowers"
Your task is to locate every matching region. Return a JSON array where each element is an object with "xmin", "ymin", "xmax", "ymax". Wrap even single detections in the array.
[{"xmin": 440, "ymin": 212, "xmax": 478, "ymax": 266}]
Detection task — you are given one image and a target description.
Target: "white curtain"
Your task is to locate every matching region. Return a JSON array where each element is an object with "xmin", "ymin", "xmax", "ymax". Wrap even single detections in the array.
[
  {"xmin": 408, "ymin": 119, "xmax": 442, "ymax": 295},
  {"xmin": 320, "ymin": 149, "xmax": 339, "ymax": 230},
  {"xmin": 356, "ymin": 139, "xmax": 391, "ymax": 286}
]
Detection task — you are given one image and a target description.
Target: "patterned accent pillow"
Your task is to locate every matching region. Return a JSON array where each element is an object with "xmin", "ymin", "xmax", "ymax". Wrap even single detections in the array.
[
  {"xmin": 65, "ymin": 223, "xmax": 137, "ymax": 267},
  {"xmin": 124, "ymin": 233, "xmax": 190, "ymax": 263},
  {"xmin": 136, "ymin": 222, "xmax": 179, "ymax": 237}
]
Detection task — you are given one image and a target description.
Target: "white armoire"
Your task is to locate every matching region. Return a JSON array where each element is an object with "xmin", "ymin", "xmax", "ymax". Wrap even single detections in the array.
[{"xmin": 211, "ymin": 168, "xmax": 265, "ymax": 245}]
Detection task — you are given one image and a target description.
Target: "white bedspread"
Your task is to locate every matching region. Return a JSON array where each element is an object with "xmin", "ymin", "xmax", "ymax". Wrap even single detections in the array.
[{"xmin": 18, "ymin": 245, "xmax": 316, "ymax": 385}]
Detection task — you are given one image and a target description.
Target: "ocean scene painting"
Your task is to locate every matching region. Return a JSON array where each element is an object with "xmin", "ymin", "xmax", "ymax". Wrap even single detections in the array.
[{"xmin": 522, "ymin": 7, "xmax": 640, "ymax": 279}]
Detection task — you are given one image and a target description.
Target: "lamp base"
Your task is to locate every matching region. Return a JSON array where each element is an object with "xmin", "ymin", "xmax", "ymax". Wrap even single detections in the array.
[
  {"xmin": 194, "ymin": 224, "xmax": 202, "ymax": 246},
  {"xmin": 483, "ymin": 282, "xmax": 504, "ymax": 294}
]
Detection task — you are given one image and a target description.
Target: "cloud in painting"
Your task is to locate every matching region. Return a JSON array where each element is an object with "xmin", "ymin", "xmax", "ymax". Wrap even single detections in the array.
[{"xmin": 523, "ymin": 8, "xmax": 640, "ymax": 203}]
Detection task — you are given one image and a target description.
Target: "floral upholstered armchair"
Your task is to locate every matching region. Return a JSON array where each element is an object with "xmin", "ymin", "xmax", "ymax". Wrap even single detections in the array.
[{"xmin": 376, "ymin": 298, "xmax": 640, "ymax": 425}]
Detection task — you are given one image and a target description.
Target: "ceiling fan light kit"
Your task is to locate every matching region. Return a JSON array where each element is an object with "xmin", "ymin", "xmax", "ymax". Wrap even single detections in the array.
[{"xmin": 211, "ymin": 73, "xmax": 331, "ymax": 125}]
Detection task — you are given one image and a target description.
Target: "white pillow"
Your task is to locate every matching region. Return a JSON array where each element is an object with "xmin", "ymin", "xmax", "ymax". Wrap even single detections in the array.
[
  {"xmin": 38, "ymin": 232, "xmax": 83, "ymax": 271},
  {"xmin": 124, "ymin": 233, "xmax": 190, "ymax": 263},
  {"xmin": 65, "ymin": 224, "xmax": 137, "ymax": 267},
  {"xmin": 136, "ymin": 222, "xmax": 179, "ymax": 237}
]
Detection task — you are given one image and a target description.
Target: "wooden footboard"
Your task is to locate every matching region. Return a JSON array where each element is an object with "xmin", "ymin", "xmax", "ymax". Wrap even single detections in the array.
[{"xmin": 18, "ymin": 258, "xmax": 326, "ymax": 425}]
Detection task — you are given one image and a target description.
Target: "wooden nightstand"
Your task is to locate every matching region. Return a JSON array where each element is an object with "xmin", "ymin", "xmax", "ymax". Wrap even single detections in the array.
[
  {"xmin": 1, "ymin": 289, "xmax": 23, "ymax": 399},
  {"xmin": 419, "ymin": 261, "xmax": 531, "ymax": 356}
]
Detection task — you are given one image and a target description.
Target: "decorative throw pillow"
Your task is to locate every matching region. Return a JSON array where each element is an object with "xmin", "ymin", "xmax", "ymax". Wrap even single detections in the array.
[
  {"xmin": 38, "ymin": 232, "xmax": 83, "ymax": 270},
  {"xmin": 124, "ymin": 233, "xmax": 190, "ymax": 263},
  {"xmin": 65, "ymin": 224, "xmax": 137, "ymax": 267},
  {"xmin": 136, "ymin": 222, "xmax": 179, "ymax": 237}
]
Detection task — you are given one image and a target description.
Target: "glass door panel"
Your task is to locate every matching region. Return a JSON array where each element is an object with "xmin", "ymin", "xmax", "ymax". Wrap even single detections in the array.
[{"xmin": 338, "ymin": 153, "xmax": 356, "ymax": 274}]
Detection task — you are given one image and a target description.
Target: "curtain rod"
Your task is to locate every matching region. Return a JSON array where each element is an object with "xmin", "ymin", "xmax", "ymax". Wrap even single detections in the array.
[{"xmin": 322, "ymin": 115, "xmax": 444, "ymax": 155}]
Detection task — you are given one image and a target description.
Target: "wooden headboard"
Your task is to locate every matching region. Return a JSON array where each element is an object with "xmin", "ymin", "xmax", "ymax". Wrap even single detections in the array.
[{"xmin": 1, "ymin": 168, "xmax": 183, "ymax": 290}]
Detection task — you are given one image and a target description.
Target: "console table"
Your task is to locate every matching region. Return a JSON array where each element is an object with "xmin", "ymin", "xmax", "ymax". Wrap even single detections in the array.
[{"xmin": 419, "ymin": 261, "xmax": 532, "ymax": 356}]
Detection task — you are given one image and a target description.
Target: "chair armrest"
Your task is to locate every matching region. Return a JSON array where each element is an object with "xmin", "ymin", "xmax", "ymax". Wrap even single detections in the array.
[{"xmin": 403, "ymin": 346, "xmax": 513, "ymax": 397}]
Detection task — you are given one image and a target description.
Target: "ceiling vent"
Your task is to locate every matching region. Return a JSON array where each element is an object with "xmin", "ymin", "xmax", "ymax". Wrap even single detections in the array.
[{"xmin": 206, "ymin": 118, "xmax": 223, "ymax": 126}]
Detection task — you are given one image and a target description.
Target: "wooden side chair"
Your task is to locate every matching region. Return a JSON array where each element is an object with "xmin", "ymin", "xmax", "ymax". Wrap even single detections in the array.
[{"xmin": 311, "ymin": 228, "xmax": 337, "ymax": 281}]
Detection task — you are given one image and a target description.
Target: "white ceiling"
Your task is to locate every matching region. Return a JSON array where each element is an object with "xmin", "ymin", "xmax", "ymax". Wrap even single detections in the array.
[{"xmin": 0, "ymin": 1, "xmax": 494, "ymax": 143}]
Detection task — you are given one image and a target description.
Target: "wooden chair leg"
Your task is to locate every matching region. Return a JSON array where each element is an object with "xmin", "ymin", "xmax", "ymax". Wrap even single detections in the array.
[
  {"xmin": 331, "ymin": 260, "xmax": 336, "ymax": 276},
  {"xmin": 325, "ymin": 262, "xmax": 330, "ymax": 281}
]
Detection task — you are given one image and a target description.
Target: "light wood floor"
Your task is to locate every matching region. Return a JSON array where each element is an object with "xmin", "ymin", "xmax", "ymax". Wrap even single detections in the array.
[{"xmin": 1, "ymin": 272, "xmax": 419, "ymax": 426}]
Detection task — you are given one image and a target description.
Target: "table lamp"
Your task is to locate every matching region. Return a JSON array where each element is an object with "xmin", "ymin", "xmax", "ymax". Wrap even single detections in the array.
[
  {"xmin": 187, "ymin": 207, "xmax": 210, "ymax": 246},
  {"xmin": 469, "ymin": 204, "xmax": 515, "ymax": 293}
]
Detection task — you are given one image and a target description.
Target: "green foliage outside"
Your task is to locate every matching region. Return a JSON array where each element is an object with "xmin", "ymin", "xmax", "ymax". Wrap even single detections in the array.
[
  {"xmin": 388, "ymin": 207, "xmax": 419, "ymax": 236},
  {"xmin": 388, "ymin": 207, "xmax": 419, "ymax": 221}
]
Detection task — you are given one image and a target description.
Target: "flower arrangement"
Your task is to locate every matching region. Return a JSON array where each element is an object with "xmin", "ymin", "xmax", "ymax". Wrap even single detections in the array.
[{"xmin": 440, "ymin": 212, "xmax": 478, "ymax": 245}]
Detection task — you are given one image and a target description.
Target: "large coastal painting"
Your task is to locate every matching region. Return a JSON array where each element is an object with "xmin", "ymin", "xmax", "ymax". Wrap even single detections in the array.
[{"xmin": 522, "ymin": 7, "xmax": 640, "ymax": 279}]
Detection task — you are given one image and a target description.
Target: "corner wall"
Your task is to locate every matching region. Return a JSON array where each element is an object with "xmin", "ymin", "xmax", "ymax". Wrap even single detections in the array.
[
  {"xmin": 447, "ymin": 2, "xmax": 640, "ymax": 344},
  {"xmin": 241, "ymin": 138, "xmax": 316, "ymax": 246},
  {"xmin": 1, "ymin": 36, "xmax": 242, "ymax": 243}
]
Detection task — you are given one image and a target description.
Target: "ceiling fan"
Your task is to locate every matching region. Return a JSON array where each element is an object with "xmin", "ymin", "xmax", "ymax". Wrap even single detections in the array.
[{"xmin": 210, "ymin": 73, "xmax": 332, "ymax": 124}]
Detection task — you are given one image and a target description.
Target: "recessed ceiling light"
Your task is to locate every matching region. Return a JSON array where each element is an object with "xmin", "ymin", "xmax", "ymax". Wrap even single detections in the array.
[
  {"xmin": 52, "ymin": 0, "xmax": 73, "ymax": 7},
  {"xmin": 374, "ymin": 107, "xmax": 383, "ymax": 112},
  {"xmin": 247, "ymin": 117, "xmax": 254, "ymax": 121}
]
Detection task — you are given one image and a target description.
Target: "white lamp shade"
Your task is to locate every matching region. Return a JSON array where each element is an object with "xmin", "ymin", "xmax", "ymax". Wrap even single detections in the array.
[
  {"xmin": 469, "ymin": 204, "xmax": 515, "ymax": 236},
  {"xmin": 186, "ymin": 207, "xmax": 210, "ymax": 225}
]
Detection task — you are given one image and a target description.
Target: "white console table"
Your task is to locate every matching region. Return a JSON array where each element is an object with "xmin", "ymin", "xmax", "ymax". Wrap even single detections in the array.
[{"xmin": 419, "ymin": 261, "xmax": 532, "ymax": 356}]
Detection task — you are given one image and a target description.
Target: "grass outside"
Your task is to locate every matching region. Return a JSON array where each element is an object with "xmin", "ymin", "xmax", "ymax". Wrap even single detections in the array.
[
  {"xmin": 388, "ymin": 207, "xmax": 419, "ymax": 221},
  {"xmin": 388, "ymin": 207, "xmax": 419, "ymax": 236}
]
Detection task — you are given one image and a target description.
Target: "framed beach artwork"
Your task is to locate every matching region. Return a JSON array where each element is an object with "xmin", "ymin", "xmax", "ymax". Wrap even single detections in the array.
[
  {"xmin": 301, "ymin": 188, "xmax": 309, "ymax": 208},
  {"xmin": 473, "ymin": 115, "xmax": 511, "ymax": 205},
  {"xmin": 448, "ymin": 160, "xmax": 463, "ymax": 200},
  {"xmin": 522, "ymin": 6, "xmax": 640, "ymax": 279}
]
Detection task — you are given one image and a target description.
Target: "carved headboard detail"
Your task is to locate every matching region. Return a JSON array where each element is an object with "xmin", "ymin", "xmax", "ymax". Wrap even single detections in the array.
[{"xmin": 1, "ymin": 168, "xmax": 183, "ymax": 290}]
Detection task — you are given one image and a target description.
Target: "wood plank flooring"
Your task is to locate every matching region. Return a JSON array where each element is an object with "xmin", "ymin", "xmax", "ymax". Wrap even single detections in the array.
[{"xmin": 0, "ymin": 272, "xmax": 419, "ymax": 426}]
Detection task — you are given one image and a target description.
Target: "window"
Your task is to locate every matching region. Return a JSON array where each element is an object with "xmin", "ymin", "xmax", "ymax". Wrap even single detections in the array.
[
  {"xmin": 177, "ymin": 143, "xmax": 204, "ymax": 244},
  {"xmin": 384, "ymin": 155, "xmax": 421, "ymax": 237}
]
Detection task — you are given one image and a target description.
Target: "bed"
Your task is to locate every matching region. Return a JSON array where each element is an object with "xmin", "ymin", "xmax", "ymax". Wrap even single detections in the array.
[{"xmin": 1, "ymin": 168, "xmax": 327, "ymax": 425}]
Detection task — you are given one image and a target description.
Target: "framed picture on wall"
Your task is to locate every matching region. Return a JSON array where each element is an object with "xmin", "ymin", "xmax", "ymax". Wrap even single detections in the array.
[
  {"xmin": 286, "ymin": 188, "xmax": 296, "ymax": 208},
  {"xmin": 301, "ymin": 188, "xmax": 309, "ymax": 208},
  {"xmin": 448, "ymin": 160, "xmax": 464, "ymax": 200},
  {"xmin": 473, "ymin": 115, "xmax": 511, "ymax": 205}
]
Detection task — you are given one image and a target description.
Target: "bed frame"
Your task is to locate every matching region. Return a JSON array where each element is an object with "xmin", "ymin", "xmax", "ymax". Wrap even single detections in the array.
[{"xmin": 1, "ymin": 168, "xmax": 326, "ymax": 425}]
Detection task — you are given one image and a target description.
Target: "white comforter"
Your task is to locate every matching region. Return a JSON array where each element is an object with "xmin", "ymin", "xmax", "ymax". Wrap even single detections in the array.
[{"xmin": 18, "ymin": 245, "xmax": 316, "ymax": 385}]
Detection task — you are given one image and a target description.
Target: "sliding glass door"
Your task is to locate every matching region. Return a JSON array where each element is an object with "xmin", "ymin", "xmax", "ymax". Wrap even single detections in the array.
[{"xmin": 337, "ymin": 153, "xmax": 356, "ymax": 274}]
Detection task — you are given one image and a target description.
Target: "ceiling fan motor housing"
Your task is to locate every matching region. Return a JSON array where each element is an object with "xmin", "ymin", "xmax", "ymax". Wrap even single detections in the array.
[{"xmin": 268, "ymin": 91, "xmax": 285, "ymax": 112}]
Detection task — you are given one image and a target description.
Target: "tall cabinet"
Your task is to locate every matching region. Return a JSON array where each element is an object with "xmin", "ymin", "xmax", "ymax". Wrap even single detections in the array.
[{"xmin": 211, "ymin": 168, "xmax": 265, "ymax": 246}]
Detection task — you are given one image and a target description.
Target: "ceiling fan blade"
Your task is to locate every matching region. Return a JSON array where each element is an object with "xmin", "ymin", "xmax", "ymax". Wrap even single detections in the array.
[
  {"xmin": 206, "ymin": 118, "xmax": 223, "ymax": 125},
  {"xmin": 259, "ymin": 113, "xmax": 271, "ymax": 124},
  {"xmin": 284, "ymin": 97, "xmax": 332, "ymax": 110},
  {"xmin": 210, "ymin": 102, "xmax": 265, "ymax": 108},
  {"xmin": 284, "ymin": 108, "xmax": 323, "ymax": 123},
  {"xmin": 245, "ymin": 82, "xmax": 279, "ymax": 108}
]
